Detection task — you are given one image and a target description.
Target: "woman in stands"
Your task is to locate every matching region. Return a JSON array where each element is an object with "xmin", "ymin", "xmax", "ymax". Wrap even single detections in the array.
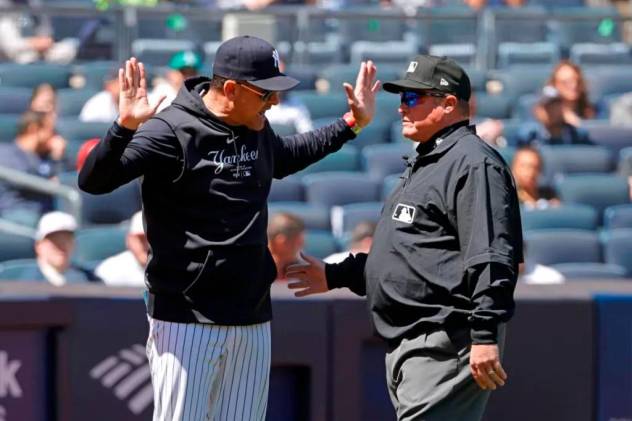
[
  {"xmin": 535, "ymin": 60, "xmax": 595, "ymax": 127},
  {"xmin": 29, "ymin": 83, "xmax": 58, "ymax": 115}
]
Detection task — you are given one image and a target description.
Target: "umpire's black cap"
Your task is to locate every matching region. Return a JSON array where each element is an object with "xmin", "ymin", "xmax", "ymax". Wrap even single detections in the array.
[
  {"xmin": 212, "ymin": 35, "xmax": 299, "ymax": 92},
  {"xmin": 383, "ymin": 55, "xmax": 472, "ymax": 101}
]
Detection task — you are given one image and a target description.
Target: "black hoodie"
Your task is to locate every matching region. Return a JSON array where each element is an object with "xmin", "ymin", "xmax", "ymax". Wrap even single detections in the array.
[{"xmin": 79, "ymin": 77, "xmax": 355, "ymax": 324}]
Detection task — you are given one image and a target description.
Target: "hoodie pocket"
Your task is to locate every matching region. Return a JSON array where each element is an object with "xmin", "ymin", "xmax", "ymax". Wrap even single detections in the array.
[{"xmin": 182, "ymin": 249, "xmax": 215, "ymax": 302}]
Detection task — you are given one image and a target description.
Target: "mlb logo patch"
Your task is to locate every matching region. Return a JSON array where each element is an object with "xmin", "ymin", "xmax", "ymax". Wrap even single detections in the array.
[{"xmin": 392, "ymin": 204, "xmax": 415, "ymax": 223}]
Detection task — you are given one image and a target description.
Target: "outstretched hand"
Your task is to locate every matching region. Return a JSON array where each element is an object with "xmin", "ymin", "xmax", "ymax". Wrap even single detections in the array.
[
  {"xmin": 117, "ymin": 57, "xmax": 166, "ymax": 130},
  {"xmin": 286, "ymin": 253, "xmax": 330, "ymax": 297},
  {"xmin": 343, "ymin": 60, "xmax": 381, "ymax": 128}
]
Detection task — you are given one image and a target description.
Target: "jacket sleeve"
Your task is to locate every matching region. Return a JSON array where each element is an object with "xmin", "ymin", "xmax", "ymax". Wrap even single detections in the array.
[
  {"xmin": 271, "ymin": 118, "xmax": 356, "ymax": 179},
  {"xmin": 78, "ymin": 119, "xmax": 182, "ymax": 194},
  {"xmin": 455, "ymin": 159, "xmax": 524, "ymax": 344},
  {"xmin": 325, "ymin": 252, "xmax": 367, "ymax": 296}
]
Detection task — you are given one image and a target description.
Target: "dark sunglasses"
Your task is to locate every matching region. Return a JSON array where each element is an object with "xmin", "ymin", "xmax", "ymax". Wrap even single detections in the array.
[
  {"xmin": 400, "ymin": 91, "xmax": 446, "ymax": 108},
  {"xmin": 239, "ymin": 82, "xmax": 276, "ymax": 102}
]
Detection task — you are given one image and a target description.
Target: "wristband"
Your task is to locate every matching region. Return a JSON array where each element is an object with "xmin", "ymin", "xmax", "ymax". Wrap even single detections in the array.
[{"xmin": 343, "ymin": 112, "xmax": 363, "ymax": 135}]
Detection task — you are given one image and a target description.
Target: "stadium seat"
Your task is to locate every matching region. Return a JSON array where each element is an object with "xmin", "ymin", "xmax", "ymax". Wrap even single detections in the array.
[
  {"xmin": 131, "ymin": 39, "xmax": 197, "ymax": 67},
  {"xmin": 351, "ymin": 120, "xmax": 393, "ymax": 149},
  {"xmin": 603, "ymin": 204, "xmax": 632, "ymax": 230},
  {"xmin": 374, "ymin": 92, "xmax": 402, "ymax": 126},
  {"xmin": 268, "ymin": 202, "xmax": 330, "ymax": 231},
  {"xmin": 0, "ymin": 114, "xmax": 20, "ymax": 142},
  {"xmin": 0, "ymin": 258, "xmax": 42, "ymax": 281},
  {"xmin": 285, "ymin": 65, "xmax": 319, "ymax": 91},
  {"xmin": 570, "ymin": 43, "xmax": 632, "ymax": 67},
  {"xmin": 350, "ymin": 41, "xmax": 418, "ymax": 65},
  {"xmin": 361, "ymin": 143, "xmax": 411, "ymax": 180},
  {"xmin": 317, "ymin": 64, "xmax": 401, "ymax": 95},
  {"xmin": 494, "ymin": 120, "xmax": 524, "ymax": 147},
  {"xmin": 602, "ymin": 228, "xmax": 632, "ymax": 276},
  {"xmin": 0, "ymin": 87, "xmax": 32, "ymax": 115},
  {"xmin": 521, "ymin": 204, "xmax": 598, "ymax": 231},
  {"xmin": 582, "ymin": 123, "xmax": 632, "ymax": 156},
  {"xmin": 295, "ymin": 145, "xmax": 359, "ymax": 176},
  {"xmin": 418, "ymin": 7, "xmax": 478, "ymax": 65},
  {"xmin": 488, "ymin": 66, "xmax": 553, "ymax": 102},
  {"xmin": 55, "ymin": 118, "xmax": 110, "ymax": 142},
  {"xmin": 556, "ymin": 174, "xmax": 630, "ymax": 216},
  {"xmin": 304, "ymin": 229, "xmax": 339, "ymax": 259},
  {"xmin": 585, "ymin": 67, "xmax": 632, "ymax": 104},
  {"xmin": 74, "ymin": 225, "xmax": 127, "ymax": 265},
  {"xmin": 269, "ymin": 177, "xmax": 304, "ymax": 202},
  {"xmin": 549, "ymin": 262, "xmax": 627, "ymax": 280},
  {"xmin": 539, "ymin": 145, "xmax": 614, "ymax": 181},
  {"xmin": 548, "ymin": 7, "xmax": 622, "ymax": 53},
  {"xmin": 382, "ymin": 174, "xmax": 402, "ymax": 200},
  {"xmin": 73, "ymin": 61, "xmax": 120, "ymax": 90},
  {"xmin": 0, "ymin": 232, "xmax": 35, "ymax": 262},
  {"xmin": 472, "ymin": 93, "xmax": 513, "ymax": 119},
  {"xmin": 303, "ymin": 172, "xmax": 381, "ymax": 208},
  {"xmin": 330, "ymin": 201, "xmax": 383, "ymax": 238},
  {"xmin": 81, "ymin": 181, "xmax": 142, "ymax": 225},
  {"xmin": 56, "ymin": 89, "xmax": 99, "ymax": 117},
  {"xmin": 524, "ymin": 229, "xmax": 601, "ymax": 266},
  {"xmin": 463, "ymin": 67, "xmax": 487, "ymax": 93},
  {"xmin": 497, "ymin": 42, "xmax": 561, "ymax": 68},
  {"xmin": 494, "ymin": 146, "xmax": 516, "ymax": 167},
  {"xmin": 512, "ymin": 94, "xmax": 538, "ymax": 121},
  {"xmin": 0, "ymin": 63, "xmax": 72, "ymax": 89},
  {"xmin": 287, "ymin": 92, "xmax": 349, "ymax": 120}
]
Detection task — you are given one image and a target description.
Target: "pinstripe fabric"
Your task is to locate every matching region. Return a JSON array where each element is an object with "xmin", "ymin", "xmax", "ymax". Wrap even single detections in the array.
[{"xmin": 146, "ymin": 317, "xmax": 271, "ymax": 421}]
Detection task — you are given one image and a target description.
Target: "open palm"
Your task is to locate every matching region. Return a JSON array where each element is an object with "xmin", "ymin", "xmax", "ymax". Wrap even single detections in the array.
[
  {"xmin": 343, "ymin": 60, "xmax": 381, "ymax": 128},
  {"xmin": 117, "ymin": 57, "xmax": 165, "ymax": 130}
]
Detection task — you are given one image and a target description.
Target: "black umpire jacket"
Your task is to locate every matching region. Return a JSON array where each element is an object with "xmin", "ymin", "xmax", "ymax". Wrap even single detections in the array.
[{"xmin": 326, "ymin": 121, "xmax": 523, "ymax": 346}]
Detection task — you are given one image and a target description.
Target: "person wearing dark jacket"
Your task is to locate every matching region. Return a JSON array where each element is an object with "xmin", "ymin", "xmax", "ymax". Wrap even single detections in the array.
[
  {"xmin": 78, "ymin": 35, "xmax": 380, "ymax": 421},
  {"xmin": 287, "ymin": 56, "xmax": 523, "ymax": 421}
]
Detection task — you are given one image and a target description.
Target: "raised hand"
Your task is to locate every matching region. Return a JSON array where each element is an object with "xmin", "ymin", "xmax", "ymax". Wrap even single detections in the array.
[
  {"xmin": 285, "ymin": 253, "xmax": 330, "ymax": 297},
  {"xmin": 343, "ymin": 60, "xmax": 381, "ymax": 128},
  {"xmin": 117, "ymin": 57, "xmax": 165, "ymax": 130}
]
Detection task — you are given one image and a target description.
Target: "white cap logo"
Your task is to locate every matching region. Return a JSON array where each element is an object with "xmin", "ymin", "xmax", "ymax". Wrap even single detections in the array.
[
  {"xmin": 440, "ymin": 78, "xmax": 449, "ymax": 86},
  {"xmin": 407, "ymin": 61, "xmax": 418, "ymax": 73},
  {"xmin": 272, "ymin": 49, "xmax": 280, "ymax": 69}
]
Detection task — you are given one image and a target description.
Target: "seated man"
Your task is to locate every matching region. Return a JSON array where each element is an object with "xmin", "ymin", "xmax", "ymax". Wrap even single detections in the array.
[
  {"xmin": 325, "ymin": 220, "xmax": 376, "ymax": 264},
  {"xmin": 268, "ymin": 212, "xmax": 305, "ymax": 281},
  {"xmin": 95, "ymin": 211, "xmax": 148, "ymax": 286},
  {"xmin": 26, "ymin": 211, "xmax": 98, "ymax": 285}
]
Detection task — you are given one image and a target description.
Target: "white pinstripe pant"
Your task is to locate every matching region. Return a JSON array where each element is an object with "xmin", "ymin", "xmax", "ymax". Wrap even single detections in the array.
[{"xmin": 146, "ymin": 317, "xmax": 271, "ymax": 421}]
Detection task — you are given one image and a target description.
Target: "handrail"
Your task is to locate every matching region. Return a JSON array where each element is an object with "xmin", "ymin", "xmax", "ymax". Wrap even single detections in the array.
[{"xmin": 0, "ymin": 165, "xmax": 81, "ymax": 223}]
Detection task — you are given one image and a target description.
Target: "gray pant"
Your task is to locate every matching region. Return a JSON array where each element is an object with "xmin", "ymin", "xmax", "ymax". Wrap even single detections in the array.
[{"xmin": 385, "ymin": 325, "xmax": 506, "ymax": 421}]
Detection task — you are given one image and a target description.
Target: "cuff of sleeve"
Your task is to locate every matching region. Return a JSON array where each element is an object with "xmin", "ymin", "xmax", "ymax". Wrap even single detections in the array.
[
  {"xmin": 471, "ymin": 324, "xmax": 498, "ymax": 345},
  {"xmin": 337, "ymin": 118, "xmax": 358, "ymax": 140},
  {"xmin": 325, "ymin": 263, "xmax": 344, "ymax": 290},
  {"xmin": 111, "ymin": 121, "xmax": 137, "ymax": 138}
]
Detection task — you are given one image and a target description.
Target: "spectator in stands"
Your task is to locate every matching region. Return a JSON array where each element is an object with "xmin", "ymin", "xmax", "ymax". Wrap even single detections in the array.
[
  {"xmin": 0, "ymin": 111, "xmax": 66, "ymax": 217},
  {"xmin": 518, "ymin": 86, "xmax": 593, "ymax": 146},
  {"xmin": 325, "ymin": 220, "xmax": 376, "ymax": 264},
  {"xmin": 29, "ymin": 83, "xmax": 58, "ymax": 115},
  {"xmin": 0, "ymin": 0, "xmax": 76, "ymax": 64},
  {"xmin": 511, "ymin": 146, "xmax": 560, "ymax": 209},
  {"xmin": 610, "ymin": 92, "xmax": 632, "ymax": 128},
  {"xmin": 79, "ymin": 70, "xmax": 119, "ymax": 123},
  {"xmin": 149, "ymin": 50, "xmax": 203, "ymax": 113},
  {"xmin": 265, "ymin": 60, "xmax": 314, "ymax": 133},
  {"xmin": 75, "ymin": 138, "xmax": 100, "ymax": 171},
  {"xmin": 28, "ymin": 211, "xmax": 98, "ymax": 285},
  {"xmin": 519, "ymin": 242, "xmax": 565, "ymax": 284},
  {"xmin": 268, "ymin": 212, "xmax": 305, "ymax": 281},
  {"xmin": 534, "ymin": 60, "xmax": 595, "ymax": 127},
  {"xmin": 95, "ymin": 211, "xmax": 148, "ymax": 287}
]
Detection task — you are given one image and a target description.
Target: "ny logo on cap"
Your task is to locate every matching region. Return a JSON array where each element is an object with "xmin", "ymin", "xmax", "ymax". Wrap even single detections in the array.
[
  {"xmin": 272, "ymin": 49, "xmax": 280, "ymax": 69},
  {"xmin": 440, "ymin": 78, "xmax": 449, "ymax": 86},
  {"xmin": 407, "ymin": 61, "xmax": 418, "ymax": 73}
]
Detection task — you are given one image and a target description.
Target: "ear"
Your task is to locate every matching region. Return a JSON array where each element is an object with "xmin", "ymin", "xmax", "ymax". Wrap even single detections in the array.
[
  {"xmin": 443, "ymin": 95, "xmax": 458, "ymax": 113},
  {"xmin": 224, "ymin": 80, "xmax": 238, "ymax": 100}
]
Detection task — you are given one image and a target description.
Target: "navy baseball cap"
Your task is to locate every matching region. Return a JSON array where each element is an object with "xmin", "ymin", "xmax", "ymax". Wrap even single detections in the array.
[
  {"xmin": 212, "ymin": 35, "xmax": 299, "ymax": 92},
  {"xmin": 383, "ymin": 55, "xmax": 471, "ymax": 101}
]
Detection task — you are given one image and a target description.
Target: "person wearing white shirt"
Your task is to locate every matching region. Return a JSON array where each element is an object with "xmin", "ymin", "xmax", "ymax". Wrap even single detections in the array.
[
  {"xmin": 325, "ymin": 221, "xmax": 376, "ymax": 264},
  {"xmin": 79, "ymin": 71, "xmax": 119, "ymax": 123},
  {"xmin": 149, "ymin": 50, "xmax": 202, "ymax": 113},
  {"xmin": 96, "ymin": 211, "xmax": 148, "ymax": 287}
]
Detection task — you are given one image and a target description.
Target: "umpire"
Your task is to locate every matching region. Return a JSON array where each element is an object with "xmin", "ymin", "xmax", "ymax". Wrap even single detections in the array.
[{"xmin": 288, "ymin": 55, "xmax": 523, "ymax": 421}]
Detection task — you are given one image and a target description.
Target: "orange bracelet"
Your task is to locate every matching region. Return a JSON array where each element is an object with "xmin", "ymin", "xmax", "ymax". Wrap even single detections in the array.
[{"xmin": 343, "ymin": 112, "xmax": 362, "ymax": 135}]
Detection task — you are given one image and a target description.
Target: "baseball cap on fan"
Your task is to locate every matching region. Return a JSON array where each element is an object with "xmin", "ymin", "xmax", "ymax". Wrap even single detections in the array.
[
  {"xmin": 212, "ymin": 35, "xmax": 299, "ymax": 92},
  {"xmin": 383, "ymin": 55, "xmax": 472, "ymax": 101}
]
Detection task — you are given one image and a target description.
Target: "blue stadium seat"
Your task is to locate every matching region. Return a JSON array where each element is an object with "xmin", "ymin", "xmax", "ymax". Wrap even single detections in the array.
[
  {"xmin": 0, "ymin": 87, "xmax": 31, "ymax": 115},
  {"xmin": 361, "ymin": 143, "xmax": 411, "ymax": 180},
  {"xmin": 521, "ymin": 204, "xmax": 598, "ymax": 231},
  {"xmin": 350, "ymin": 41, "xmax": 418, "ymax": 65},
  {"xmin": 0, "ymin": 63, "xmax": 71, "ymax": 89},
  {"xmin": 570, "ymin": 43, "xmax": 632, "ymax": 67},
  {"xmin": 295, "ymin": 145, "xmax": 360, "ymax": 176},
  {"xmin": 57, "ymin": 89, "xmax": 99, "ymax": 117},
  {"xmin": 603, "ymin": 204, "xmax": 632, "ymax": 230},
  {"xmin": 582, "ymin": 123, "xmax": 632, "ymax": 156},
  {"xmin": 74, "ymin": 225, "xmax": 127, "ymax": 265},
  {"xmin": 472, "ymin": 93, "xmax": 513, "ymax": 119},
  {"xmin": 488, "ymin": 66, "xmax": 553, "ymax": 102},
  {"xmin": 304, "ymin": 229, "xmax": 339, "ymax": 259},
  {"xmin": 56, "ymin": 118, "xmax": 110, "ymax": 142},
  {"xmin": 495, "ymin": 120, "xmax": 524, "ymax": 147},
  {"xmin": 351, "ymin": 120, "xmax": 392, "ymax": 149},
  {"xmin": 524, "ymin": 229, "xmax": 601, "ymax": 266},
  {"xmin": 382, "ymin": 174, "xmax": 402, "ymax": 200},
  {"xmin": 463, "ymin": 67, "xmax": 487, "ymax": 93},
  {"xmin": 512, "ymin": 94, "xmax": 538, "ymax": 121},
  {"xmin": 602, "ymin": 228, "xmax": 632, "ymax": 276},
  {"xmin": 497, "ymin": 42, "xmax": 561, "ymax": 68},
  {"xmin": 287, "ymin": 92, "xmax": 348, "ymax": 120},
  {"xmin": 0, "ymin": 114, "xmax": 20, "ymax": 143},
  {"xmin": 585, "ymin": 67, "xmax": 632, "ymax": 104},
  {"xmin": 419, "ymin": 7, "xmax": 478, "ymax": 65},
  {"xmin": 556, "ymin": 174, "xmax": 630, "ymax": 216},
  {"xmin": 73, "ymin": 61, "xmax": 120, "ymax": 90},
  {"xmin": 0, "ymin": 258, "xmax": 42, "ymax": 281},
  {"xmin": 303, "ymin": 172, "xmax": 380, "ymax": 208},
  {"xmin": 374, "ymin": 92, "xmax": 402, "ymax": 126},
  {"xmin": 495, "ymin": 146, "xmax": 516, "ymax": 167},
  {"xmin": 81, "ymin": 182, "xmax": 142, "ymax": 225},
  {"xmin": 131, "ymin": 39, "xmax": 197, "ymax": 67},
  {"xmin": 548, "ymin": 7, "xmax": 622, "ymax": 53},
  {"xmin": 0, "ymin": 232, "xmax": 35, "ymax": 262},
  {"xmin": 539, "ymin": 145, "xmax": 614, "ymax": 181},
  {"xmin": 268, "ymin": 202, "xmax": 330, "ymax": 231},
  {"xmin": 269, "ymin": 177, "xmax": 304, "ymax": 202},
  {"xmin": 549, "ymin": 262, "xmax": 627, "ymax": 280},
  {"xmin": 285, "ymin": 65, "xmax": 319, "ymax": 91},
  {"xmin": 331, "ymin": 201, "xmax": 382, "ymax": 238}
]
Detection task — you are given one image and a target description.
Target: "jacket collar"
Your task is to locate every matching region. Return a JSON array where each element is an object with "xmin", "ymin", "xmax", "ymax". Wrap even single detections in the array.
[{"xmin": 415, "ymin": 120, "xmax": 472, "ymax": 159}]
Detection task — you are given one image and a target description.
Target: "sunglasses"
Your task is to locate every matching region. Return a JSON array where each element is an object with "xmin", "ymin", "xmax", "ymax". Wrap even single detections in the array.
[
  {"xmin": 400, "ymin": 91, "xmax": 446, "ymax": 108},
  {"xmin": 239, "ymin": 82, "xmax": 276, "ymax": 102}
]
